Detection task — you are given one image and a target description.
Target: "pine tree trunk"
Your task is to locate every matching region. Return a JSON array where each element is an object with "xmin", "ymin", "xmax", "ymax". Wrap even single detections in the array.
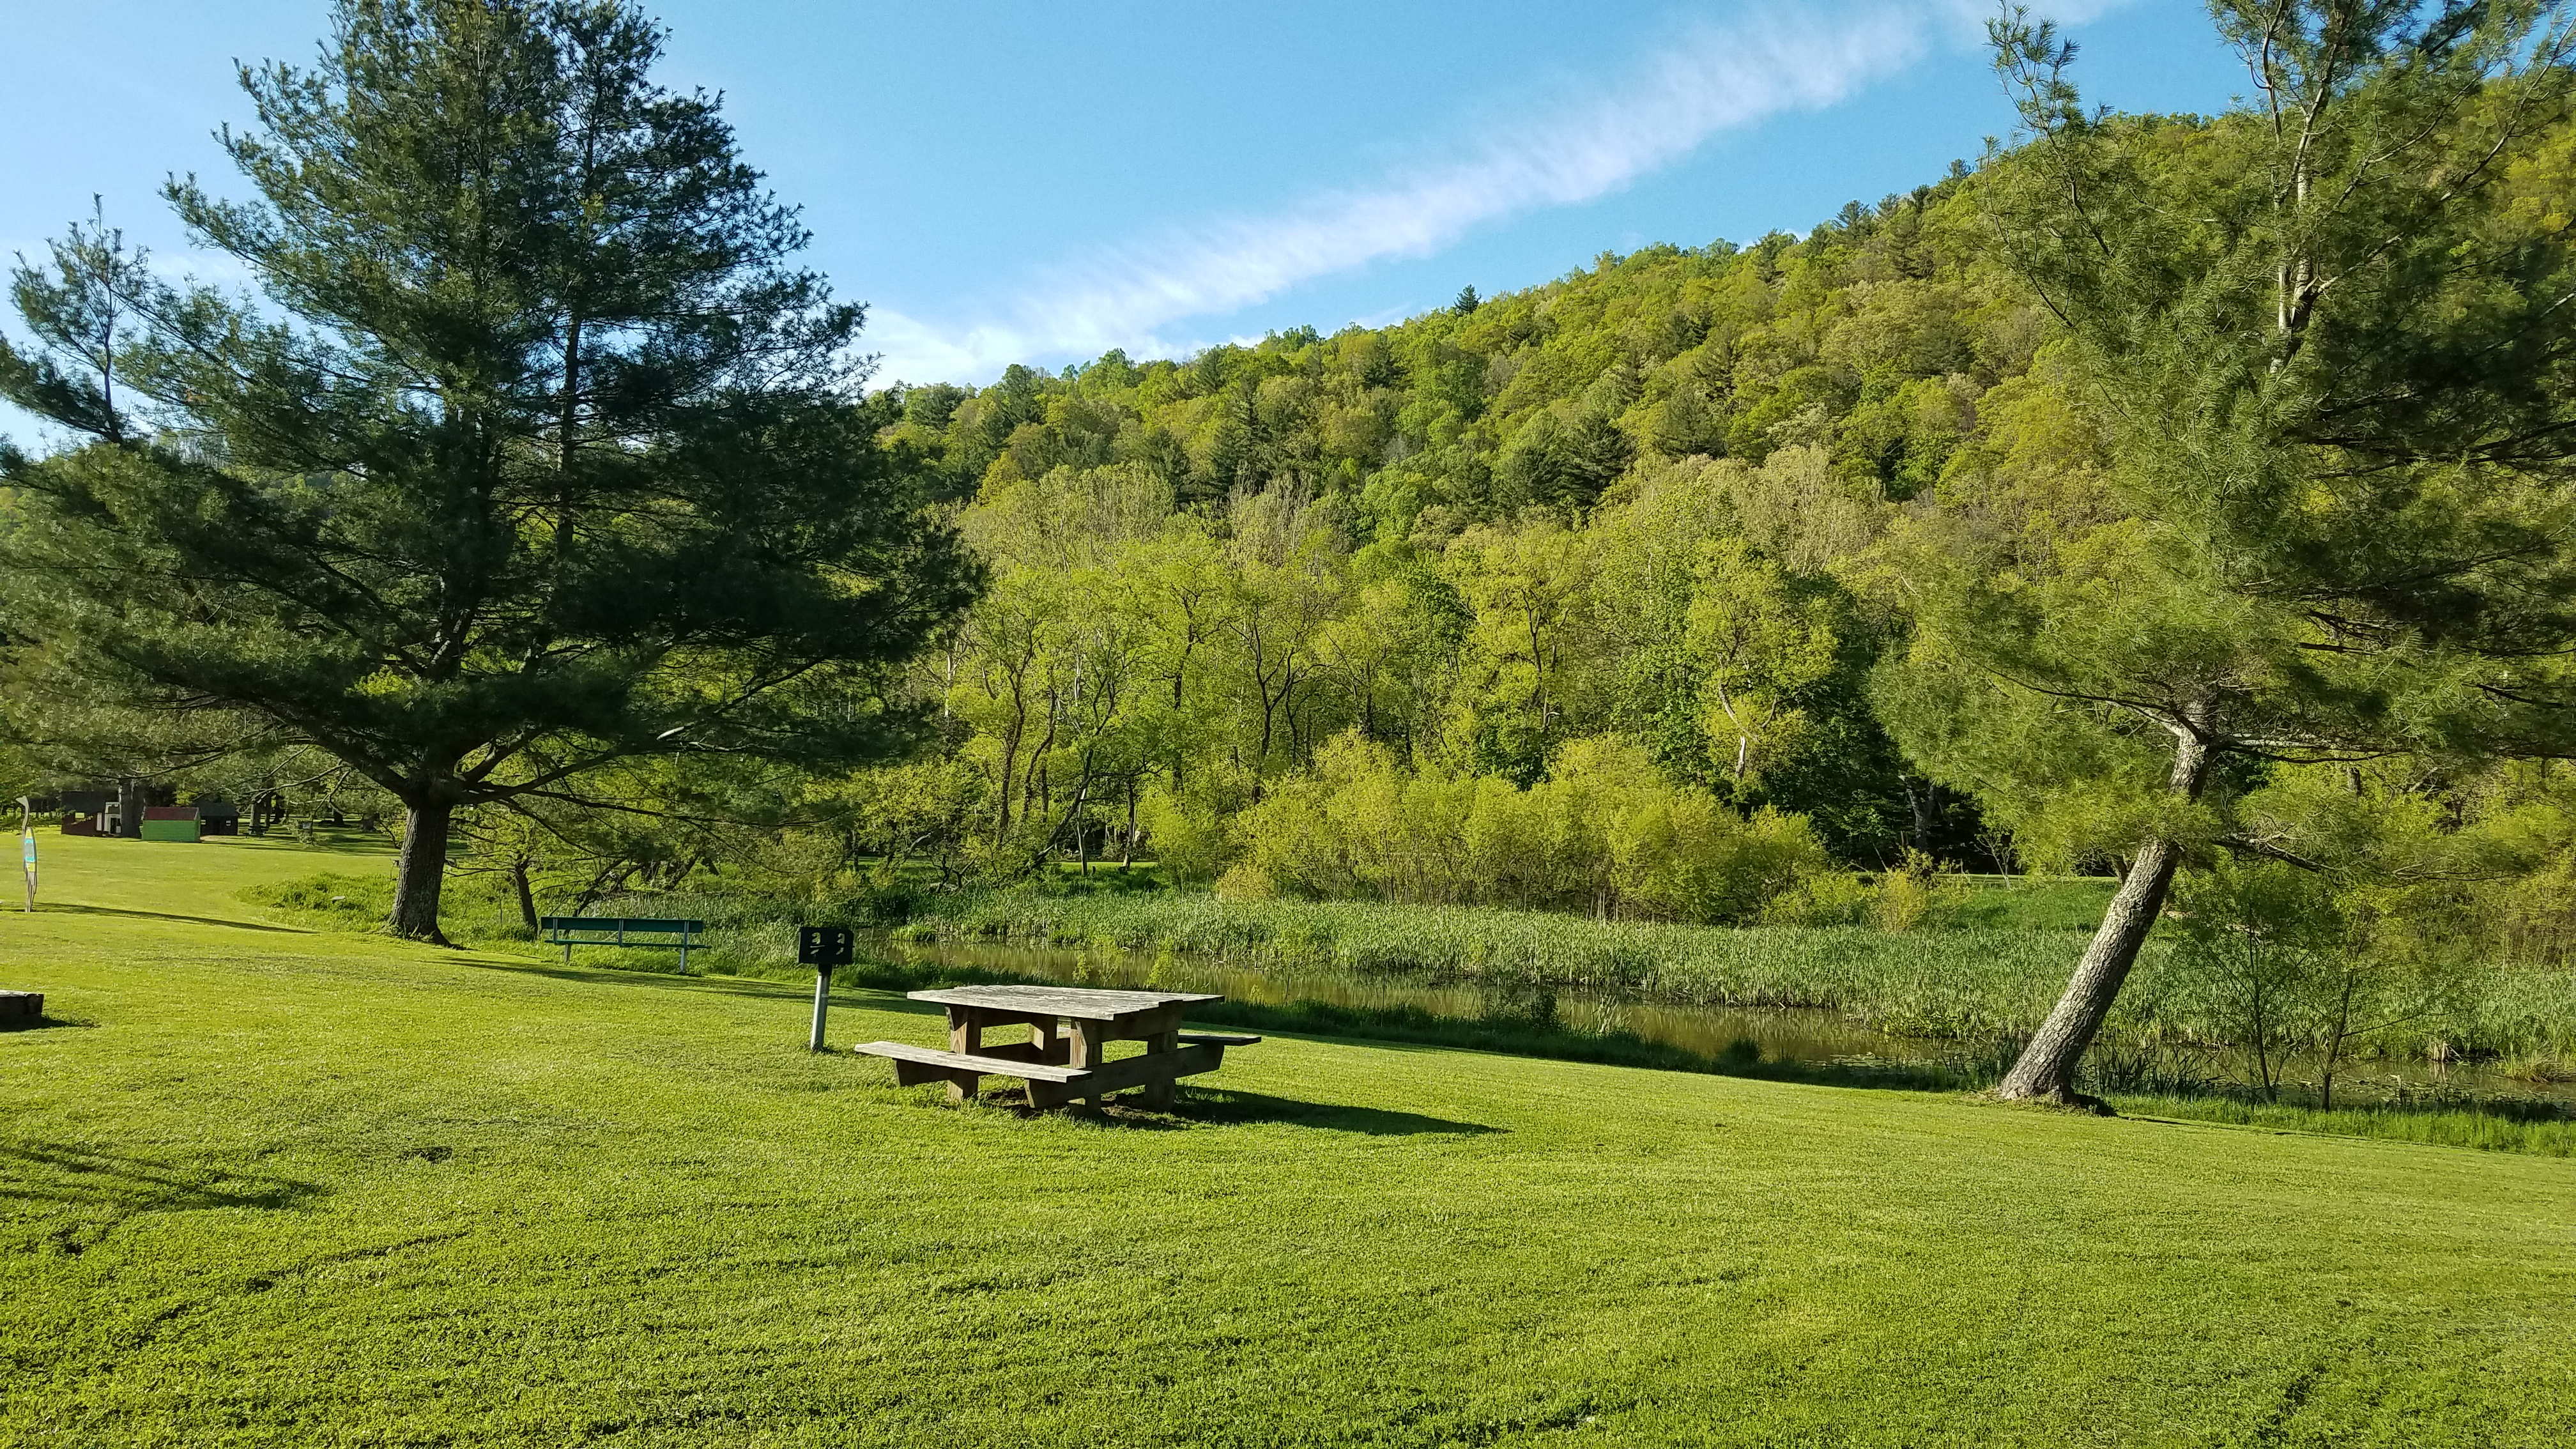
[
  {"xmin": 390, "ymin": 799, "xmax": 454, "ymax": 944},
  {"xmin": 116, "ymin": 776, "xmax": 146, "ymax": 838},
  {"xmin": 1995, "ymin": 731, "xmax": 2211, "ymax": 1105}
]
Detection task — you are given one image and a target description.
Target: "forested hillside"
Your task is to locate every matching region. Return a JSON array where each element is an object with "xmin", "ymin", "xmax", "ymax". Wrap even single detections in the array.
[
  {"xmin": 864, "ymin": 164, "xmax": 2033, "ymax": 890},
  {"xmin": 829, "ymin": 78, "xmax": 2576, "ymax": 962}
]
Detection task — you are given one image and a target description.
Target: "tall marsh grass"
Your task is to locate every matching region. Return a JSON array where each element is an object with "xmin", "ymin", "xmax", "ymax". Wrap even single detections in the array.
[
  {"xmin": 907, "ymin": 891, "xmax": 2083, "ymax": 1036},
  {"xmin": 887, "ymin": 888, "xmax": 2576, "ymax": 1062}
]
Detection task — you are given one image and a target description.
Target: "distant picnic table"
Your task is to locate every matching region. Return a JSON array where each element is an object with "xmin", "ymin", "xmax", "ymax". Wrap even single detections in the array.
[{"xmin": 855, "ymin": 984, "xmax": 1257, "ymax": 1110}]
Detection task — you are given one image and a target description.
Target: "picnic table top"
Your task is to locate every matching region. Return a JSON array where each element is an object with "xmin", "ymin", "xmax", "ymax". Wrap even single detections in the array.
[{"xmin": 907, "ymin": 984, "xmax": 1222, "ymax": 1020}]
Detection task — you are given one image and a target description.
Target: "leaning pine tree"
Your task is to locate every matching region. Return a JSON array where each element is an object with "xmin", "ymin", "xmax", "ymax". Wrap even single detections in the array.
[
  {"xmin": 1880, "ymin": 0, "xmax": 2576, "ymax": 1102},
  {"xmin": 0, "ymin": 0, "xmax": 979, "ymax": 940}
]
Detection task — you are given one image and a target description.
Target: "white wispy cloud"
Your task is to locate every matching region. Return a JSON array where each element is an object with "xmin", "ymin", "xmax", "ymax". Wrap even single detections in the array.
[{"xmin": 867, "ymin": 1, "xmax": 1968, "ymax": 385}]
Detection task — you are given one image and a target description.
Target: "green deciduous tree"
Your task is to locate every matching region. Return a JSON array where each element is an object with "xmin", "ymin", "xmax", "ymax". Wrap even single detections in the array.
[
  {"xmin": 1223, "ymin": 730, "xmax": 1826, "ymax": 922},
  {"xmin": 0, "ymin": 0, "xmax": 976, "ymax": 939}
]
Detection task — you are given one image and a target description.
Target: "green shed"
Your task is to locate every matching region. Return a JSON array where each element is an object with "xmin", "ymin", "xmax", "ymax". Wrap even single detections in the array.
[{"xmin": 139, "ymin": 807, "xmax": 201, "ymax": 843}]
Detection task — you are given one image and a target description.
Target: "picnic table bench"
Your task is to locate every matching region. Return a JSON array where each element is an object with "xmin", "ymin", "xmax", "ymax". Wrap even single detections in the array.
[
  {"xmin": 537, "ymin": 916, "xmax": 707, "ymax": 969},
  {"xmin": 855, "ymin": 984, "xmax": 1257, "ymax": 1110}
]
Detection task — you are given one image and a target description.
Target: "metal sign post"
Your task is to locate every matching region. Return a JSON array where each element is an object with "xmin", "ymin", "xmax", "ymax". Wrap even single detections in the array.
[
  {"xmin": 16, "ymin": 798, "xmax": 32, "ymax": 912},
  {"xmin": 797, "ymin": 924, "xmax": 855, "ymax": 1052}
]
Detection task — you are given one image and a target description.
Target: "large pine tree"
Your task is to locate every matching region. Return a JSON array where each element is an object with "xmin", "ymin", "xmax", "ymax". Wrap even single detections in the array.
[
  {"xmin": 1885, "ymin": 0, "xmax": 2576, "ymax": 1101},
  {"xmin": 0, "ymin": 0, "xmax": 978, "ymax": 939}
]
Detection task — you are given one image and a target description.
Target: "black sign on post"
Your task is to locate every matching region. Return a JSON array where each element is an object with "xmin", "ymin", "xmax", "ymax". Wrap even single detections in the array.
[
  {"xmin": 797, "ymin": 924, "xmax": 855, "ymax": 968},
  {"xmin": 799, "ymin": 924, "xmax": 854, "ymax": 1052}
]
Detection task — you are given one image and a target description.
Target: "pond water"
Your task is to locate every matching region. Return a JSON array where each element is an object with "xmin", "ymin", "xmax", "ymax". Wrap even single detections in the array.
[{"xmin": 865, "ymin": 934, "xmax": 2576, "ymax": 1110}]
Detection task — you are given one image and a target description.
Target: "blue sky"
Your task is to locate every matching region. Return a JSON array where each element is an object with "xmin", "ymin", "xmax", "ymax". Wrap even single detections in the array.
[{"xmin": 0, "ymin": 0, "xmax": 2247, "ymax": 398}]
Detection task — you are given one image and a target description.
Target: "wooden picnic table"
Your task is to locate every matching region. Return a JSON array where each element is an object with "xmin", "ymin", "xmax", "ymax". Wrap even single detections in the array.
[{"xmin": 853, "ymin": 983, "xmax": 1255, "ymax": 1110}]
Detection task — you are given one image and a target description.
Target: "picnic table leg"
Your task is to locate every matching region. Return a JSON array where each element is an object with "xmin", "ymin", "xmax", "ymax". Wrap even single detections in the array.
[
  {"xmin": 1138, "ymin": 1026, "xmax": 1181, "ymax": 1111},
  {"xmin": 1031, "ymin": 1016, "xmax": 1069, "ymax": 1064},
  {"xmin": 945, "ymin": 1007, "xmax": 983, "ymax": 1104},
  {"xmin": 1011, "ymin": 1015, "xmax": 1063, "ymax": 1108},
  {"xmin": 1066, "ymin": 1018, "xmax": 1107, "ymax": 1111}
]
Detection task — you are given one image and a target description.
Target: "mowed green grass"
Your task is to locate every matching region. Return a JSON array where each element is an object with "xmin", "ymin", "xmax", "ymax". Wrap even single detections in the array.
[{"xmin": 5, "ymin": 837, "xmax": 2576, "ymax": 1447}]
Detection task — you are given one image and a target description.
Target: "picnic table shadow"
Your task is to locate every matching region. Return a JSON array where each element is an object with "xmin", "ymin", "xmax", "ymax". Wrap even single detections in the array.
[{"xmin": 987, "ymin": 1085, "xmax": 1503, "ymax": 1137}]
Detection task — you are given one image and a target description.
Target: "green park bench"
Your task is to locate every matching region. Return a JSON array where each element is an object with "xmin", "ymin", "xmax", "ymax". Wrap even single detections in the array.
[{"xmin": 538, "ymin": 916, "xmax": 707, "ymax": 969}]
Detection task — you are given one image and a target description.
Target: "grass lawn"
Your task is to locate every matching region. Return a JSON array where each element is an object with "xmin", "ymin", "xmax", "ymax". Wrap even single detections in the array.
[{"xmin": 6, "ymin": 836, "xmax": 2576, "ymax": 1446}]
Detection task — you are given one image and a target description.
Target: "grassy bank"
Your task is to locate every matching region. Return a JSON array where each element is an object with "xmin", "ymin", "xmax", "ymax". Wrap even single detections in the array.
[
  {"xmin": 243, "ymin": 867, "xmax": 2576, "ymax": 1147},
  {"xmin": 291, "ymin": 882, "xmax": 2576, "ymax": 1152},
  {"xmin": 8, "ymin": 832, "xmax": 2576, "ymax": 1445}
]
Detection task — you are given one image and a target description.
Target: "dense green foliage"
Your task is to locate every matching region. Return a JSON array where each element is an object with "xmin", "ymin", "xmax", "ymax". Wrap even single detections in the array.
[
  {"xmin": 1221, "ymin": 732, "xmax": 1828, "ymax": 921},
  {"xmin": 858, "ymin": 178, "xmax": 2012, "ymax": 883},
  {"xmin": 816, "ymin": 14, "xmax": 2576, "ymax": 925}
]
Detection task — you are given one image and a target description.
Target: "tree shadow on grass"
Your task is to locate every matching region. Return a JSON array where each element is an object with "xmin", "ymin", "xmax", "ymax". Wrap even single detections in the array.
[
  {"xmin": 227, "ymin": 831, "xmax": 397, "ymax": 857},
  {"xmin": 447, "ymin": 948, "xmax": 792, "ymax": 992},
  {"xmin": 33, "ymin": 903, "xmax": 312, "ymax": 934},
  {"xmin": 449, "ymin": 951, "xmax": 955, "ymax": 1021},
  {"xmin": 0, "ymin": 1141, "xmax": 325, "ymax": 1246}
]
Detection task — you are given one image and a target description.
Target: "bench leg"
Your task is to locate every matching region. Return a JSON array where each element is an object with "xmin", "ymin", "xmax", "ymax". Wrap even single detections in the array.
[{"xmin": 1022, "ymin": 1019, "xmax": 1066, "ymax": 1107}]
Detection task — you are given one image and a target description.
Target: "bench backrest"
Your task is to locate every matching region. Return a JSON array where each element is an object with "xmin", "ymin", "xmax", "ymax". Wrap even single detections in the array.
[{"xmin": 537, "ymin": 916, "xmax": 707, "ymax": 941}]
